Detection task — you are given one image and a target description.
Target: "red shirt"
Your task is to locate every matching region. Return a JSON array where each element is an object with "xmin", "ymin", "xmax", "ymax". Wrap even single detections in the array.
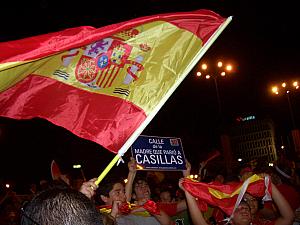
[{"xmin": 157, "ymin": 202, "xmax": 178, "ymax": 216}]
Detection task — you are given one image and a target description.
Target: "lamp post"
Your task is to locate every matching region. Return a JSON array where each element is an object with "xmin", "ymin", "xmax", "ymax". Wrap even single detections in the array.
[
  {"xmin": 196, "ymin": 60, "xmax": 234, "ymax": 117},
  {"xmin": 196, "ymin": 60, "xmax": 234, "ymax": 174},
  {"xmin": 271, "ymin": 80, "xmax": 299, "ymax": 129},
  {"xmin": 271, "ymin": 80, "xmax": 300, "ymax": 159}
]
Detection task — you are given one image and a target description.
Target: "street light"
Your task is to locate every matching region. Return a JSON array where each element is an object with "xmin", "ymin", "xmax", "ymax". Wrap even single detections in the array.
[
  {"xmin": 73, "ymin": 164, "xmax": 86, "ymax": 181},
  {"xmin": 271, "ymin": 80, "xmax": 299, "ymax": 128},
  {"xmin": 196, "ymin": 60, "xmax": 235, "ymax": 174},
  {"xmin": 196, "ymin": 60, "xmax": 234, "ymax": 116},
  {"xmin": 271, "ymin": 80, "xmax": 300, "ymax": 159}
]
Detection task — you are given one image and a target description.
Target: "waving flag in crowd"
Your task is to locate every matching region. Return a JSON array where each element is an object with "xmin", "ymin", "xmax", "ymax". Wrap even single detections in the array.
[
  {"xmin": 0, "ymin": 10, "xmax": 231, "ymax": 181},
  {"xmin": 182, "ymin": 174, "xmax": 272, "ymax": 215}
]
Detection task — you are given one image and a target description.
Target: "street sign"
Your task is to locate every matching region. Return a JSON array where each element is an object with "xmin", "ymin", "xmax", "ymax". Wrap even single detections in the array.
[{"xmin": 131, "ymin": 135, "xmax": 186, "ymax": 171}]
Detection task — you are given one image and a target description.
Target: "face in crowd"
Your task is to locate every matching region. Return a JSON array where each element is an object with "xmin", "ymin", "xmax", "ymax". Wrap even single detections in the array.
[
  {"xmin": 101, "ymin": 182, "xmax": 126, "ymax": 205},
  {"xmin": 243, "ymin": 193, "xmax": 259, "ymax": 215},
  {"xmin": 134, "ymin": 179, "xmax": 151, "ymax": 201},
  {"xmin": 160, "ymin": 190, "xmax": 172, "ymax": 203},
  {"xmin": 232, "ymin": 201, "xmax": 252, "ymax": 225}
]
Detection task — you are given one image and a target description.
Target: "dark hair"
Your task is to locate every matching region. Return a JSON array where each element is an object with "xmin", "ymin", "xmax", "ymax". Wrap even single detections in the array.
[
  {"xmin": 133, "ymin": 177, "xmax": 149, "ymax": 189},
  {"xmin": 21, "ymin": 187, "xmax": 103, "ymax": 225},
  {"xmin": 238, "ymin": 200, "xmax": 251, "ymax": 210},
  {"xmin": 97, "ymin": 177, "xmax": 125, "ymax": 197},
  {"xmin": 244, "ymin": 192, "xmax": 264, "ymax": 210},
  {"xmin": 47, "ymin": 179, "xmax": 70, "ymax": 190},
  {"xmin": 257, "ymin": 198, "xmax": 264, "ymax": 210},
  {"xmin": 159, "ymin": 181, "xmax": 176, "ymax": 197}
]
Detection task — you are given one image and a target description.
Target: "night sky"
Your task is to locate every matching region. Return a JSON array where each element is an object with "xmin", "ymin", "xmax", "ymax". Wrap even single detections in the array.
[{"xmin": 0, "ymin": 0, "xmax": 299, "ymax": 192}]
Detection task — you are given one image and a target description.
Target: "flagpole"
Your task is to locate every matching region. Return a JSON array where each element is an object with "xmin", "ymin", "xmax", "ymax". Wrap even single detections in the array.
[
  {"xmin": 95, "ymin": 154, "xmax": 120, "ymax": 185},
  {"xmin": 95, "ymin": 16, "xmax": 233, "ymax": 185}
]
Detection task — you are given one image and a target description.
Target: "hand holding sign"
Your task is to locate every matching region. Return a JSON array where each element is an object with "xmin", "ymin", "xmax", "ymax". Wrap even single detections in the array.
[
  {"xmin": 182, "ymin": 160, "xmax": 191, "ymax": 177},
  {"xmin": 128, "ymin": 157, "xmax": 137, "ymax": 172}
]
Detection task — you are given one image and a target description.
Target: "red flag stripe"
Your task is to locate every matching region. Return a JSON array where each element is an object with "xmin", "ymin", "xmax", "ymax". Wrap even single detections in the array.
[
  {"xmin": 0, "ymin": 75, "xmax": 146, "ymax": 153},
  {"xmin": 0, "ymin": 9, "xmax": 224, "ymax": 64},
  {"xmin": 0, "ymin": 9, "xmax": 228, "ymax": 155}
]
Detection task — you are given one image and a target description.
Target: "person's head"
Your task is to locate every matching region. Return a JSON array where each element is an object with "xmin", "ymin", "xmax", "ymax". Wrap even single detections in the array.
[
  {"xmin": 133, "ymin": 178, "xmax": 151, "ymax": 201},
  {"xmin": 243, "ymin": 193, "xmax": 259, "ymax": 216},
  {"xmin": 29, "ymin": 183, "xmax": 37, "ymax": 194},
  {"xmin": 231, "ymin": 201, "xmax": 252, "ymax": 225},
  {"xmin": 97, "ymin": 178, "xmax": 126, "ymax": 205},
  {"xmin": 39, "ymin": 179, "xmax": 49, "ymax": 191},
  {"xmin": 20, "ymin": 187, "xmax": 103, "ymax": 225},
  {"xmin": 214, "ymin": 174, "xmax": 225, "ymax": 184},
  {"xmin": 159, "ymin": 189, "xmax": 172, "ymax": 203},
  {"xmin": 175, "ymin": 188, "xmax": 185, "ymax": 200},
  {"xmin": 239, "ymin": 167, "xmax": 253, "ymax": 181}
]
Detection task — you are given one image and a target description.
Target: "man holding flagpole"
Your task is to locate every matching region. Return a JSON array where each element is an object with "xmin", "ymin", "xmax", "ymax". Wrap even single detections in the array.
[{"xmin": 0, "ymin": 9, "xmax": 232, "ymax": 186}]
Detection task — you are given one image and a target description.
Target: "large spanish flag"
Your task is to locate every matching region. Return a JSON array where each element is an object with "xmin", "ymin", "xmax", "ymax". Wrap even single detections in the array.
[
  {"xmin": 182, "ymin": 174, "xmax": 272, "ymax": 216},
  {"xmin": 0, "ymin": 10, "xmax": 230, "ymax": 154}
]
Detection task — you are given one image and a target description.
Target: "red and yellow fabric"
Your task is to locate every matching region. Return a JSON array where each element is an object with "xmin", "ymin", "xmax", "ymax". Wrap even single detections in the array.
[
  {"xmin": 182, "ymin": 174, "xmax": 272, "ymax": 216},
  {"xmin": 0, "ymin": 10, "xmax": 226, "ymax": 153},
  {"xmin": 98, "ymin": 202, "xmax": 133, "ymax": 215},
  {"xmin": 98, "ymin": 200, "xmax": 160, "ymax": 216}
]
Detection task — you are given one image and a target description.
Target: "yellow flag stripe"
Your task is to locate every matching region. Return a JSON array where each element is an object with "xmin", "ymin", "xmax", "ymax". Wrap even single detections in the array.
[
  {"xmin": 0, "ymin": 21, "xmax": 202, "ymax": 117},
  {"xmin": 208, "ymin": 174, "xmax": 262, "ymax": 199}
]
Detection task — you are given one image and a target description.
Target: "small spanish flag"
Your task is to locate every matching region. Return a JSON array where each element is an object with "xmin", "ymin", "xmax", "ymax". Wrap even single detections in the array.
[{"xmin": 182, "ymin": 174, "xmax": 272, "ymax": 215}]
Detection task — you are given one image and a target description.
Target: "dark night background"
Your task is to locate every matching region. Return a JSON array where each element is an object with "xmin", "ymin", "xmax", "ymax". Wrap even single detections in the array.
[{"xmin": 0, "ymin": 0, "xmax": 299, "ymax": 192}]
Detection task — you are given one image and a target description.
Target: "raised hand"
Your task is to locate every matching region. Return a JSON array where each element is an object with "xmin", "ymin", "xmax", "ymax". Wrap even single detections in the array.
[{"xmin": 79, "ymin": 178, "xmax": 98, "ymax": 199}]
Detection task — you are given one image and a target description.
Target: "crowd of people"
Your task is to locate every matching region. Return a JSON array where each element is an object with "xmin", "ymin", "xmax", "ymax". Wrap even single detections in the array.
[{"xmin": 0, "ymin": 155, "xmax": 299, "ymax": 225}]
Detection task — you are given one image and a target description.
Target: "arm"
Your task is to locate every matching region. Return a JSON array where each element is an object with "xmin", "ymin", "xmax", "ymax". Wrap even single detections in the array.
[
  {"xmin": 259, "ymin": 201, "xmax": 277, "ymax": 220},
  {"xmin": 125, "ymin": 157, "xmax": 137, "ymax": 201},
  {"xmin": 176, "ymin": 159, "xmax": 189, "ymax": 213},
  {"xmin": 179, "ymin": 178, "xmax": 209, "ymax": 225},
  {"xmin": 131, "ymin": 201, "xmax": 173, "ymax": 225},
  {"xmin": 152, "ymin": 209, "xmax": 173, "ymax": 225},
  {"xmin": 176, "ymin": 199, "xmax": 187, "ymax": 213},
  {"xmin": 102, "ymin": 212, "xmax": 116, "ymax": 225},
  {"xmin": 109, "ymin": 200, "xmax": 123, "ymax": 220},
  {"xmin": 198, "ymin": 161, "xmax": 207, "ymax": 181},
  {"xmin": 272, "ymin": 183, "xmax": 295, "ymax": 225},
  {"xmin": 182, "ymin": 159, "xmax": 191, "ymax": 178}
]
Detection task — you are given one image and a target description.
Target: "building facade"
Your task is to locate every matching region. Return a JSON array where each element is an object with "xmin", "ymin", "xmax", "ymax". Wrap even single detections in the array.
[{"xmin": 229, "ymin": 117, "xmax": 278, "ymax": 164}]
